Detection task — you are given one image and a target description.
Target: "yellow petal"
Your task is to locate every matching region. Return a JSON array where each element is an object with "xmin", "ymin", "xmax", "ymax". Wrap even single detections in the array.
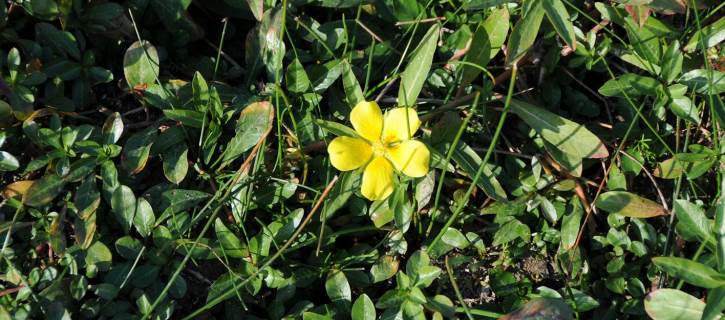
[
  {"xmin": 387, "ymin": 140, "xmax": 430, "ymax": 178},
  {"xmin": 328, "ymin": 136, "xmax": 372, "ymax": 171},
  {"xmin": 382, "ymin": 107, "xmax": 420, "ymax": 142},
  {"xmin": 361, "ymin": 156, "xmax": 394, "ymax": 200},
  {"xmin": 350, "ymin": 101, "xmax": 383, "ymax": 141}
]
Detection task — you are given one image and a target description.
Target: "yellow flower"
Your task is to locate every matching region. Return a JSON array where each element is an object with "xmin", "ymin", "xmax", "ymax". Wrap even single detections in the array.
[{"xmin": 327, "ymin": 101, "xmax": 430, "ymax": 200}]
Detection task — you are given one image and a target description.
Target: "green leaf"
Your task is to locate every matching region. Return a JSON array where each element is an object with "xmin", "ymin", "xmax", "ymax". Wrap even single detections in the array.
[
  {"xmin": 163, "ymin": 109, "xmax": 205, "ymax": 128},
  {"xmin": 510, "ymin": 99, "xmax": 609, "ymax": 159},
  {"xmin": 598, "ymin": 73, "xmax": 661, "ymax": 97},
  {"xmin": 162, "ymin": 144, "xmax": 188, "ymax": 184},
  {"xmin": 674, "ymin": 199, "xmax": 714, "ymax": 245},
  {"xmin": 35, "ymin": 22, "xmax": 80, "ymax": 60},
  {"xmin": 214, "ymin": 218, "xmax": 247, "ymax": 258},
  {"xmin": 115, "ymin": 236, "xmax": 143, "ymax": 260},
  {"xmin": 645, "ymin": 289, "xmax": 706, "ymax": 320},
  {"xmin": 595, "ymin": 191, "xmax": 667, "ymax": 218},
  {"xmin": 493, "ymin": 219, "xmax": 531, "ymax": 246},
  {"xmin": 222, "ymin": 101, "xmax": 273, "ymax": 166},
  {"xmin": 23, "ymin": 174, "xmax": 65, "ymax": 207},
  {"xmin": 450, "ymin": 142, "xmax": 507, "ymax": 200},
  {"xmin": 717, "ymin": 187, "xmax": 725, "ymax": 273},
  {"xmin": 461, "ymin": 7, "xmax": 509, "ymax": 85},
  {"xmin": 341, "ymin": 60, "xmax": 364, "ymax": 106},
  {"xmin": 561, "ymin": 197, "xmax": 583, "ymax": 250},
  {"xmin": 102, "ymin": 112, "xmax": 123, "ymax": 144},
  {"xmin": 351, "ymin": 294, "xmax": 376, "ymax": 320},
  {"xmin": 75, "ymin": 177, "xmax": 100, "ymax": 220},
  {"xmin": 123, "ymin": 40, "xmax": 159, "ymax": 88},
  {"xmin": 654, "ymin": 157, "xmax": 684, "ymax": 179},
  {"xmin": 286, "ymin": 58, "xmax": 311, "ymax": 94},
  {"xmin": 325, "ymin": 270, "xmax": 352, "ymax": 308},
  {"xmin": 652, "ymin": 257, "xmax": 725, "ymax": 288},
  {"xmin": 679, "ymin": 69, "xmax": 725, "ymax": 95},
  {"xmin": 506, "ymin": 0, "xmax": 545, "ymax": 66},
  {"xmin": 0, "ymin": 151, "xmax": 19, "ymax": 171},
  {"xmin": 543, "ymin": 0, "xmax": 576, "ymax": 50},
  {"xmin": 315, "ymin": 119, "xmax": 358, "ymax": 137},
  {"xmin": 703, "ymin": 286, "xmax": 725, "ymax": 320},
  {"xmin": 122, "ymin": 127, "xmax": 156, "ymax": 175},
  {"xmin": 661, "ymin": 40, "xmax": 683, "ymax": 84},
  {"xmin": 398, "ymin": 23, "xmax": 439, "ymax": 107},
  {"xmin": 322, "ymin": 171, "xmax": 360, "ymax": 219},
  {"xmin": 192, "ymin": 72, "xmax": 210, "ymax": 111},
  {"xmin": 669, "ymin": 96, "xmax": 701, "ymax": 124},
  {"xmin": 111, "ymin": 185, "xmax": 136, "ymax": 232},
  {"xmin": 133, "ymin": 198, "xmax": 155, "ymax": 238},
  {"xmin": 85, "ymin": 241, "xmax": 113, "ymax": 271},
  {"xmin": 684, "ymin": 16, "xmax": 725, "ymax": 52},
  {"xmin": 370, "ymin": 255, "xmax": 399, "ymax": 283}
]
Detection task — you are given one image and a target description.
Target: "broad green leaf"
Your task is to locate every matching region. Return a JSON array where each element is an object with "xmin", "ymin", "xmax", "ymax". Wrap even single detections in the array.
[
  {"xmin": 660, "ymin": 40, "xmax": 683, "ymax": 84},
  {"xmin": 75, "ymin": 177, "xmax": 100, "ymax": 220},
  {"xmin": 674, "ymin": 199, "xmax": 714, "ymax": 245},
  {"xmin": 102, "ymin": 112, "xmax": 123, "ymax": 144},
  {"xmin": 341, "ymin": 60, "xmax": 364, "ymax": 106},
  {"xmin": 429, "ymin": 227, "xmax": 469, "ymax": 257},
  {"xmin": 162, "ymin": 144, "xmax": 188, "ymax": 184},
  {"xmin": 598, "ymin": 73, "xmax": 661, "ymax": 97},
  {"xmin": 595, "ymin": 191, "xmax": 666, "ymax": 218},
  {"xmin": 85, "ymin": 241, "xmax": 113, "ymax": 271},
  {"xmin": 222, "ymin": 101, "xmax": 273, "ymax": 165},
  {"xmin": 322, "ymin": 171, "xmax": 360, "ymax": 219},
  {"xmin": 654, "ymin": 157, "xmax": 684, "ymax": 179},
  {"xmin": 506, "ymin": 0, "xmax": 545, "ymax": 66},
  {"xmin": 684, "ymin": 16, "xmax": 725, "ymax": 52},
  {"xmin": 370, "ymin": 255, "xmax": 399, "ymax": 283},
  {"xmin": 325, "ymin": 270, "xmax": 352, "ymax": 308},
  {"xmin": 35, "ymin": 22, "xmax": 80, "ymax": 59},
  {"xmin": 645, "ymin": 289, "xmax": 706, "ymax": 320},
  {"xmin": 286, "ymin": 58, "xmax": 311, "ymax": 94},
  {"xmin": 163, "ymin": 109, "xmax": 204, "ymax": 128},
  {"xmin": 23, "ymin": 174, "xmax": 65, "ymax": 207},
  {"xmin": 111, "ymin": 185, "xmax": 136, "ymax": 232},
  {"xmin": 561, "ymin": 197, "xmax": 583, "ymax": 250},
  {"xmin": 450, "ymin": 142, "xmax": 507, "ymax": 201},
  {"xmin": 679, "ymin": 69, "xmax": 725, "ymax": 95},
  {"xmin": 652, "ymin": 257, "xmax": 725, "ymax": 288},
  {"xmin": 308, "ymin": 60, "xmax": 344, "ymax": 93},
  {"xmin": 624, "ymin": 17, "xmax": 662, "ymax": 65},
  {"xmin": 123, "ymin": 40, "xmax": 159, "ymax": 88},
  {"xmin": 703, "ymin": 286, "xmax": 725, "ymax": 320},
  {"xmin": 122, "ymin": 127, "xmax": 156, "ymax": 174},
  {"xmin": 398, "ymin": 23, "xmax": 439, "ymax": 107},
  {"xmin": 510, "ymin": 99, "xmax": 609, "ymax": 159},
  {"xmin": 461, "ymin": 7, "xmax": 509, "ymax": 85},
  {"xmin": 543, "ymin": 0, "xmax": 576, "ymax": 50},
  {"xmin": 493, "ymin": 218, "xmax": 530, "ymax": 246},
  {"xmin": 544, "ymin": 140, "xmax": 583, "ymax": 177},
  {"xmin": 192, "ymin": 72, "xmax": 210, "ymax": 111},
  {"xmin": 214, "ymin": 218, "xmax": 247, "ymax": 258},
  {"xmin": 134, "ymin": 198, "xmax": 155, "ymax": 238},
  {"xmin": 0, "ymin": 151, "xmax": 19, "ymax": 171},
  {"xmin": 115, "ymin": 236, "xmax": 143, "ymax": 260},
  {"xmin": 351, "ymin": 294, "xmax": 376, "ymax": 320},
  {"xmin": 100, "ymin": 160, "xmax": 119, "ymax": 202},
  {"xmin": 669, "ymin": 96, "xmax": 701, "ymax": 124}
]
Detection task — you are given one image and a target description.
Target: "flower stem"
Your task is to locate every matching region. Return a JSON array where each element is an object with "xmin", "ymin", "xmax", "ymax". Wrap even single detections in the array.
[{"xmin": 428, "ymin": 64, "xmax": 518, "ymax": 250}]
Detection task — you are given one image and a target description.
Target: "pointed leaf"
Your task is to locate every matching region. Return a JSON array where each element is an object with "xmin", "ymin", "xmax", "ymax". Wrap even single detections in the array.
[
  {"xmin": 398, "ymin": 24, "xmax": 439, "ymax": 106},
  {"xmin": 645, "ymin": 289, "xmax": 706, "ymax": 320},
  {"xmin": 595, "ymin": 191, "xmax": 666, "ymax": 218}
]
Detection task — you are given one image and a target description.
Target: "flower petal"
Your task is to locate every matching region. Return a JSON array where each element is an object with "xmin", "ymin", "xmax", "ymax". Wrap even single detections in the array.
[
  {"xmin": 361, "ymin": 156, "xmax": 394, "ymax": 200},
  {"xmin": 328, "ymin": 136, "xmax": 372, "ymax": 171},
  {"xmin": 387, "ymin": 140, "xmax": 430, "ymax": 178},
  {"xmin": 382, "ymin": 107, "xmax": 420, "ymax": 142},
  {"xmin": 350, "ymin": 101, "xmax": 383, "ymax": 141}
]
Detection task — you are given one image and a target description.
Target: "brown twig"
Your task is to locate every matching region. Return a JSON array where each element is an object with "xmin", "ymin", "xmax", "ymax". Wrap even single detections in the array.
[{"xmin": 0, "ymin": 285, "xmax": 24, "ymax": 297}]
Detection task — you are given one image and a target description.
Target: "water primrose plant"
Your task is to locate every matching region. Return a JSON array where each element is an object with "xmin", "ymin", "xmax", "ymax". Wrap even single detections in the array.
[
  {"xmin": 328, "ymin": 101, "xmax": 429, "ymax": 200},
  {"xmin": 1, "ymin": 0, "xmax": 725, "ymax": 319}
]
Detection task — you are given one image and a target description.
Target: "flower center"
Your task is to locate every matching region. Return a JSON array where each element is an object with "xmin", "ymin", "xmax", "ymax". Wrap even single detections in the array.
[{"xmin": 372, "ymin": 140, "xmax": 387, "ymax": 157}]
